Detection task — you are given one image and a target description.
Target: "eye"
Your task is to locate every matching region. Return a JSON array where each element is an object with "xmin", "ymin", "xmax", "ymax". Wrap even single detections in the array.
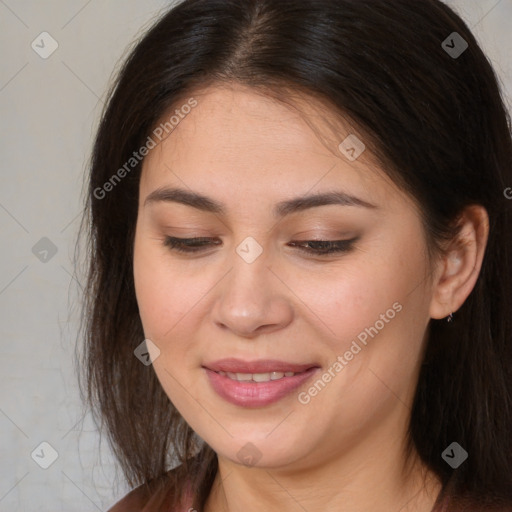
[
  {"xmin": 288, "ymin": 238, "xmax": 358, "ymax": 255},
  {"xmin": 163, "ymin": 237, "xmax": 221, "ymax": 253},
  {"xmin": 163, "ymin": 236, "xmax": 358, "ymax": 256}
]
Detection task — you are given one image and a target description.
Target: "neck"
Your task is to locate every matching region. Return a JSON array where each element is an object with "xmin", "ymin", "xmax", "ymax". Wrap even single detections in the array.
[{"xmin": 204, "ymin": 440, "xmax": 442, "ymax": 512}]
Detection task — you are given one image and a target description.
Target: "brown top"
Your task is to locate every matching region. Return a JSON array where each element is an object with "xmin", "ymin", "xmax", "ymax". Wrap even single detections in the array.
[
  {"xmin": 107, "ymin": 484, "xmax": 152, "ymax": 512},
  {"xmin": 107, "ymin": 471, "xmax": 512, "ymax": 511},
  {"xmin": 107, "ymin": 475, "xmax": 194, "ymax": 512}
]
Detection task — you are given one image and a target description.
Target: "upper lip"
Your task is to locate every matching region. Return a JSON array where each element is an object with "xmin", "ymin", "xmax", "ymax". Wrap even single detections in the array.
[{"xmin": 203, "ymin": 358, "xmax": 319, "ymax": 374}]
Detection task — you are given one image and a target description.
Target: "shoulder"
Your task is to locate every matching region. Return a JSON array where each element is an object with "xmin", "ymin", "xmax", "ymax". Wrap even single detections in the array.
[
  {"xmin": 106, "ymin": 467, "xmax": 195, "ymax": 512},
  {"xmin": 107, "ymin": 483, "xmax": 152, "ymax": 512}
]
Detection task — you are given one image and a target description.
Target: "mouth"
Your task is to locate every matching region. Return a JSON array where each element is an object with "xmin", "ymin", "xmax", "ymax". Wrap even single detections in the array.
[
  {"xmin": 202, "ymin": 359, "xmax": 320, "ymax": 407},
  {"xmin": 214, "ymin": 369, "xmax": 306, "ymax": 382}
]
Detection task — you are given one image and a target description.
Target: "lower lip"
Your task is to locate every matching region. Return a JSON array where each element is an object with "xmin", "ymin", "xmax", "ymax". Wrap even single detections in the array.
[{"xmin": 204, "ymin": 367, "xmax": 319, "ymax": 407}]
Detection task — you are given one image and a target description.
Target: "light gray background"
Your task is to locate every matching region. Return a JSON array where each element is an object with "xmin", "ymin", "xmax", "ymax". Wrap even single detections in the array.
[{"xmin": 0, "ymin": 1, "xmax": 511, "ymax": 510}]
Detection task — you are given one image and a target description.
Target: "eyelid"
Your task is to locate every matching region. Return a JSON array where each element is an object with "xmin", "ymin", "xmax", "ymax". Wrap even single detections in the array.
[{"xmin": 162, "ymin": 235, "xmax": 359, "ymax": 257}]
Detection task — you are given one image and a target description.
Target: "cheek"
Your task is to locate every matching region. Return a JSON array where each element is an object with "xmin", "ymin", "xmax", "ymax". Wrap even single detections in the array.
[
  {"xmin": 133, "ymin": 217, "xmax": 428, "ymax": 354},
  {"xmin": 133, "ymin": 236, "xmax": 220, "ymax": 356},
  {"xmin": 133, "ymin": 235, "xmax": 184, "ymax": 340},
  {"xmin": 291, "ymin": 257, "xmax": 411, "ymax": 352},
  {"xmin": 294, "ymin": 236, "xmax": 429, "ymax": 387}
]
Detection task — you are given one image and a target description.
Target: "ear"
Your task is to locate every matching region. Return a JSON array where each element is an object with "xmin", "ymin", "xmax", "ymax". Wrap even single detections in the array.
[{"xmin": 429, "ymin": 205, "xmax": 489, "ymax": 320}]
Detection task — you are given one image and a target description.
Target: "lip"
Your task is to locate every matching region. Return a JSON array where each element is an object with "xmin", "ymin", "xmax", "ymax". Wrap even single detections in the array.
[
  {"xmin": 203, "ymin": 358, "xmax": 318, "ymax": 374},
  {"xmin": 203, "ymin": 359, "xmax": 320, "ymax": 408}
]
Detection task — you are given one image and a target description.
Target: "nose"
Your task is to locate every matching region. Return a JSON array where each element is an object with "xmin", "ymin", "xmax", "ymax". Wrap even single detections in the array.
[{"xmin": 211, "ymin": 244, "xmax": 294, "ymax": 339}]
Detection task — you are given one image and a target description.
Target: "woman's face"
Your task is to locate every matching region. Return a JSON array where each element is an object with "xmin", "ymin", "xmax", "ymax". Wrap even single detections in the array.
[{"xmin": 133, "ymin": 83, "xmax": 438, "ymax": 470}]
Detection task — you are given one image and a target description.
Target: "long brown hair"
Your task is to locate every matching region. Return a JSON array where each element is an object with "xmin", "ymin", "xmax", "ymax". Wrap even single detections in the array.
[{"xmin": 76, "ymin": 1, "xmax": 512, "ymax": 510}]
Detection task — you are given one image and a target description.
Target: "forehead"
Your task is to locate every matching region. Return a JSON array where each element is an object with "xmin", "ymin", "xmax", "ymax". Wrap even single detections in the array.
[{"xmin": 139, "ymin": 83, "xmax": 406, "ymax": 213}]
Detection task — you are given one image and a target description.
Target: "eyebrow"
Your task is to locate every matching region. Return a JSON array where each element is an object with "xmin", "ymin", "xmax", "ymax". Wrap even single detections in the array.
[{"xmin": 144, "ymin": 186, "xmax": 377, "ymax": 217}]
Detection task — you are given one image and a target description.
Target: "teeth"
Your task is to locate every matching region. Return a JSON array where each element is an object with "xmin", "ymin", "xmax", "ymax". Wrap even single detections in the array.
[
  {"xmin": 253, "ymin": 373, "xmax": 271, "ymax": 382},
  {"xmin": 216, "ymin": 370, "xmax": 300, "ymax": 382},
  {"xmin": 235, "ymin": 372, "xmax": 252, "ymax": 381}
]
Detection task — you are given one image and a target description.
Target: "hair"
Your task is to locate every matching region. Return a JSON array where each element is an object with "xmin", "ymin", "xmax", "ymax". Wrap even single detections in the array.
[{"xmin": 76, "ymin": 0, "xmax": 512, "ymax": 510}]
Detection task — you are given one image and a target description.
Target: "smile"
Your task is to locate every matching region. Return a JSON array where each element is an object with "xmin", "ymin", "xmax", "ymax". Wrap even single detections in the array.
[
  {"xmin": 202, "ymin": 359, "xmax": 320, "ymax": 407},
  {"xmin": 215, "ymin": 370, "xmax": 302, "ymax": 382}
]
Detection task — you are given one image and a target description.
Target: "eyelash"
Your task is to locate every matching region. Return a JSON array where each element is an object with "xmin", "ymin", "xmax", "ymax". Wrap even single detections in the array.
[{"xmin": 162, "ymin": 236, "xmax": 357, "ymax": 256}]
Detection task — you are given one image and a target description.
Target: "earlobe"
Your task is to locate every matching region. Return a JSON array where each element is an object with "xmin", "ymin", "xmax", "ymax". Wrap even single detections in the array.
[{"xmin": 429, "ymin": 205, "xmax": 489, "ymax": 320}]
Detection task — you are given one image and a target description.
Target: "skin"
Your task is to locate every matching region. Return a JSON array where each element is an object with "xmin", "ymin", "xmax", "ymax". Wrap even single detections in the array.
[{"xmin": 132, "ymin": 82, "xmax": 489, "ymax": 512}]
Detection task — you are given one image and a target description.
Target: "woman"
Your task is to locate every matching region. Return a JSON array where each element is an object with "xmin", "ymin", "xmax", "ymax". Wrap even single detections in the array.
[{"xmin": 77, "ymin": 0, "xmax": 512, "ymax": 510}]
